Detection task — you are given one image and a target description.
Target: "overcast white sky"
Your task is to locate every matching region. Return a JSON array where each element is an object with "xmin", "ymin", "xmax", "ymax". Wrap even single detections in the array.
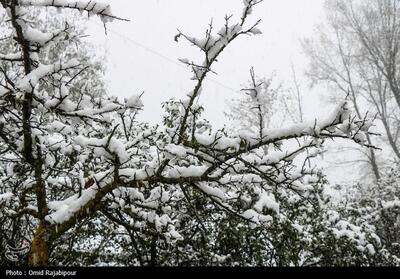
[
  {"xmin": 84, "ymin": 0, "xmax": 365, "ymax": 184},
  {"xmin": 87, "ymin": 0, "xmax": 326, "ymax": 126}
]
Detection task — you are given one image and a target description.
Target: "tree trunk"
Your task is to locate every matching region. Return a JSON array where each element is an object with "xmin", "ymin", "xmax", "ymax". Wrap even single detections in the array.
[
  {"xmin": 28, "ymin": 222, "xmax": 50, "ymax": 266},
  {"xmin": 150, "ymin": 235, "xmax": 157, "ymax": 266},
  {"xmin": 368, "ymin": 144, "xmax": 381, "ymax": 182},
  {"xmin": 381, "ymin": 116, "xmax": 400, "ymax": 159}
]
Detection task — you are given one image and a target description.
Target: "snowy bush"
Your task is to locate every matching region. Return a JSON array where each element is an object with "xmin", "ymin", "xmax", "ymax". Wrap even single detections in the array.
[{"xmin": 331, "ymin": 163, "xmax": 400, "ymax": 262}]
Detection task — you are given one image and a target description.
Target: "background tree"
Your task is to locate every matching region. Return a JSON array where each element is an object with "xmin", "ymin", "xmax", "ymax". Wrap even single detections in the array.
[
  {"xmin": 225, "ymin": 68, "xmax": 283, "ymax": 135},
  {"xmin": 303, "ymin": 0, "xmax": 400, "ymax": 181}
]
